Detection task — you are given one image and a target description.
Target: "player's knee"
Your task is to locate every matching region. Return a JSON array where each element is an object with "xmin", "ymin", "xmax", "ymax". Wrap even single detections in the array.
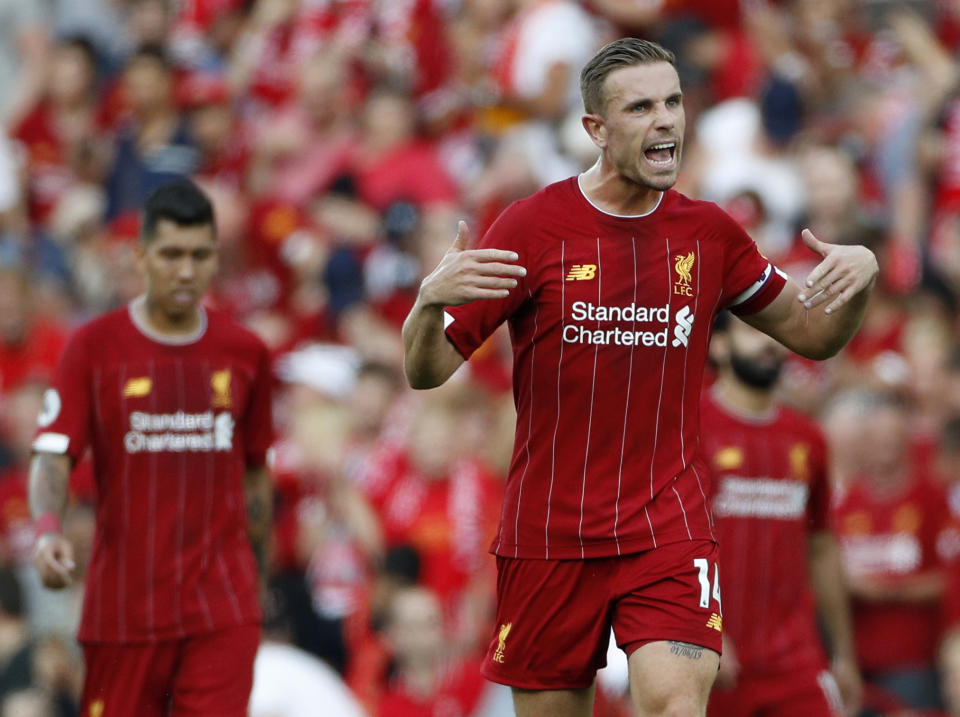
[{"xmin": 637, "ymin": 690, "xmax": 706, "ymax": 717}]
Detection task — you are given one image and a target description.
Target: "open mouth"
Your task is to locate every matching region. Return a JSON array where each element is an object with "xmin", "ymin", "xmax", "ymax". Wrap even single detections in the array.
[{"xmin": 644, "ymin": 142, "xmax": 677, "ymax": 167}]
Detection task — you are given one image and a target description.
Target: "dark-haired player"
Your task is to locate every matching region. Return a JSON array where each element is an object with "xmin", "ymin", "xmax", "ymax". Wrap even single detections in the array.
[
  {"xmin": 30, "ymin": 179, "xmax": 273, "ymax": 716},
  {"xmin": 703, "ymin": 315, "xmax": 861, "ymax": 716},
  {"xmin": 403, "ymin": 37, "xmax": 879, "ymax": 717}
]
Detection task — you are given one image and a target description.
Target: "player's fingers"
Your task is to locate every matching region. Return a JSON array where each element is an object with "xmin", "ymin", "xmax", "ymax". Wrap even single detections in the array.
[
  {"xmin": 799, "ymin": 255, "xmax": 840, "ymax": 298},
  {"xmin": 823, "ymin": 284, "xmax": 857, "ymax": 315},
  {"xmin": 469, "ymin": 249, "xmax": 521, "ymax": 264},
  {"xmin": 451, "ymin": 220, "xmax": 470, "ymax": 252},
  {"xmin": 465, "ymin": 287, "xmax": 512, "ymax": 301},
  {"xmin": 470, "ymin": 275, "xmax": 519, "ymax": 290},
  {"xmin": 469, "ymin": 261, "xmax": 527, "ymax": 277},
  {"xmin": 800, "ymin": 228, "xmax": 829, "ymax": 257},
  {"xmin": 41, "ymin": 552, "xmax": 71, "ymax": 585},
  {"xmin": 801, "ymin": 273, "xmax": 848, "ymax": 308}
]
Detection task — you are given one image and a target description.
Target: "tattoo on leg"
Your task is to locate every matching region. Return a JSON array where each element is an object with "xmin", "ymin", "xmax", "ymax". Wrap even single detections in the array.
[{"xmin": 669, "ymin": 641, "xmax": 703, "ymax": 660}]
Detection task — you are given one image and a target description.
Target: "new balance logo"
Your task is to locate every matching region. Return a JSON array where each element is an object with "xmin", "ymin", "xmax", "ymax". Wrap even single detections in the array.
[
  {"xmin": 672, "ymin": 305, "xmax": 694, "ymax": 347},
  {"xmin": 565, "ymin": 264, "xmax": 597, "ymax": 281},
  {"xmin": 123, "ymin": 377, "xmax": 152, "ymax": 398},
  {"xmin": 706, "ymin": 613, "xmax": 723, "ymax": 632}
]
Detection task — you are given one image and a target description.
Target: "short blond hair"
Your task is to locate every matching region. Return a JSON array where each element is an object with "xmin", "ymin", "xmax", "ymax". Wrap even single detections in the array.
[{"xmin": 580, "ymin": 37, "xmax": 676, "ymax": 115}]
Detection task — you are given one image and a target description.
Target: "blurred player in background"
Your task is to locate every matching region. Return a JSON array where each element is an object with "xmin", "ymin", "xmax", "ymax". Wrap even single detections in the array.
[
  {"xmin": 702, "ymin": 314, "xmax": 861, "ymax": 717},
  {"xmin": 403, "ymin": 37, "xmax": 878, "ymax": 717},
  {"xmin": 28, "ymin": 180, "xmax": 273, "ymax": 716}
]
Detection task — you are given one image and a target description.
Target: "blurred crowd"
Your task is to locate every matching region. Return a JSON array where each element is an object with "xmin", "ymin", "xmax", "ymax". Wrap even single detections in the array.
[{"xmin": 0, "ymin": 0, "xmax": 959, "ymax": 715}]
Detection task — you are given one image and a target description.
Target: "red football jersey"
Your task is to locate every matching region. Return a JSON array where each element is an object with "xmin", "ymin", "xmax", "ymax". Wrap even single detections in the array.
[
  {"xmin": 444, "ymin": 179, "xmax": 786, "ymax": 559},
  {"xmin": 832, "ymin": 473, "xmax": 948, "ymax": 672},
  {"xmin": 33, "ymin": 301, "xmax": 273, "ymax": 643},
  {"xmin": 700, "ymin": 389, "xmax": 831, "ymax": 676}
]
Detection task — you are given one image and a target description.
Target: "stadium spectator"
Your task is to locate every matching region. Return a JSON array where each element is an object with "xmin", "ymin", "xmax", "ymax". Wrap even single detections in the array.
[
  {"xmin": 404, "ymin": 36, "xmax": 877, "ymax": 717},
  {"xmin": 29, "ymin": 180, "xmax": 273, "ymax": 714},
  {"xmin": 703, "ymin": 315, "xmax": 861, "ymax": 716}
]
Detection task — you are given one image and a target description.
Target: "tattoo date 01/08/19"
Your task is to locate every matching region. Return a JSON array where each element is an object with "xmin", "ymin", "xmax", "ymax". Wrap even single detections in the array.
[{"xmin": 669, "ymin": 641, "xmax": 703, "ymax": 660}]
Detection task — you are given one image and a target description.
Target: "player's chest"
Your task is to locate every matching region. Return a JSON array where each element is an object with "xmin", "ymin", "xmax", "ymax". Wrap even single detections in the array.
[{"xmin": 92, "ymin": 357, "xmax": 250, "ymax": 423}]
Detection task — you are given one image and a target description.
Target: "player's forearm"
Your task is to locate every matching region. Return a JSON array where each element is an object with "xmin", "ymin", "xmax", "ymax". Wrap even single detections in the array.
[
  {"xmin": 28, "ymin": 452, "xmax": 72, "ymax": 524},
  {"xmin": 244, "ymin": 466, "xmax": 273, "ymax": 584},
  {"xmin": 402, "ymin": 297, "xmax": 464, "ymax": 390},
  {"xmin": 809, "ymin": 533, "xmax": 857, "ymax": 661},
  {"xmin": 802, "ymin": 275, "xmax": 876, "ymax": 359}
]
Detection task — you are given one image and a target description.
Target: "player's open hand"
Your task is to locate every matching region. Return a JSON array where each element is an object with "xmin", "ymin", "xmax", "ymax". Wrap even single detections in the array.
[
  {"xmin": 418, "ymin": 221, "xmax": 526, "ymax": 307},
  {"xmin": 796, "ymin": 229, "xmax": 878, "ymax": 315},
  {"xmin": 33, "ymin": 533, "xmax": 75, "ymax": 590}
]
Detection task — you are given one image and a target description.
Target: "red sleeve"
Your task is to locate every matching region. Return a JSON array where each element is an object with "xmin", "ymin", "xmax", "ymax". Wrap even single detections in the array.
[
  {"xmin": 807, "ymin": 427, "xmax": 831, "ymax": 533},
  {"xmin": 443, "ymin": 201, "xmax": 534, "ymax": 359},
  {"xmin": 242, "ymin": 342, "xmax": 274, "ymax": 467},
  {"xmin": 32, "ymin": 327, "xmax": 92, "ymax": 462},
  {"xmin": 715, "ymin": 209, "xmax": 788, "ymax": 315}
]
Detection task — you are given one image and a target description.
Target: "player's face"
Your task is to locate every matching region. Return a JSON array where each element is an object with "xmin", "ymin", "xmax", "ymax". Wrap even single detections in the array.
[
  {"xmin": 139, "ymin": 219, "xmax": 218, "ymax": 318},
  {"xmin": 727, "ymin": 320, "xmax": 786, "ymax": 389},
  {"xmin": 597, "ymin": 62, "xmax": 685, "ymax": 191}
]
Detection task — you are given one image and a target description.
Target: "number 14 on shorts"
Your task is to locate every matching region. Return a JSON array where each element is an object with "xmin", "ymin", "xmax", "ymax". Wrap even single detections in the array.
[{"xmin": 693, "ymin": 558, "xmax": 722, "ymax": 612}]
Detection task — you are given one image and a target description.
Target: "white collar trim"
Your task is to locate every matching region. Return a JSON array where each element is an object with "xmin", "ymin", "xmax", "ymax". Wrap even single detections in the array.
[
  {"xmin": 576, "ymin": 173, "xmax": 664, "ymax": 218},
  {"xmin": 128, "ymin": 295, "xmax": 208, "ymax": 346}
]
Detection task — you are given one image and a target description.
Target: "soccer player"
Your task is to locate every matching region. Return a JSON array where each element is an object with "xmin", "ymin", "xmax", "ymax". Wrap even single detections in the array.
[
  {"xmin": 29, "ymin": 180, "xmax": 273, "ymax": 716},
  {"xmin": 402, "ymin": 38, "xmax": 878, "ymax": 717},
  {"xmin": 702, "ymin": 315, "xmax": 861, "ymax": 717}
]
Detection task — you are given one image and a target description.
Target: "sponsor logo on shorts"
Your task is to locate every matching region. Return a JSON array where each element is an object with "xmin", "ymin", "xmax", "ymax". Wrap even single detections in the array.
[
  {"xmin": 706, "ymin": 613, "xmax": 723, "ymax": 632},
  {"xmin": 673, "ymin": 251, "xmax": 695, "ymax": 296},
  {"xmin": 89, "ymin": 699, "xmax": 104, "ymax": 717},
  {"xmin": 123, "ymin": 377, "xmax": 152, "ymax": 398},
  {"xmin": 493, "ymin": 622, "xmax": 512, "ymax": 663},
  {"xmin": 565, "ymin": 264, "xmax": 597, "ymax": 281}
]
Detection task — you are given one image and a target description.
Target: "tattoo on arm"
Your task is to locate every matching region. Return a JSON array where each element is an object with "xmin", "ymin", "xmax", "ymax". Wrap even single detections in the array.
[
  {"xmin": 28, "ymin": 453, "xmax": 71, "ymax": 521},
  {"xmin": 669, "ymin": 641, "xmax": 704, "ymax": 660}
]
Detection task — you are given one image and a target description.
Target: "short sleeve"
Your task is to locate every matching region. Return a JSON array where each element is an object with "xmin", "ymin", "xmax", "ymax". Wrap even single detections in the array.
[
  {"xmin": 806, "ymin": 428, "xmax": 831, "ymax": 534},
  {"xmin": 242, "ymin": 342, "xmax": 274, "ymax": 467},
  {"xmin": 716, "ymin": 210, "xmax": 788, "ymax": 316},
  {"xmin": 443, "ymin": 202, "xmax": 533, "ymax": 360},
  {"xmin": 32, "ymin": 328, "xmax": 92, "ymax": 461}
]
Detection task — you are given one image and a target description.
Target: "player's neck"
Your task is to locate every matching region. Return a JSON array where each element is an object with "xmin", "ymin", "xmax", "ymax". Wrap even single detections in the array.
[
  {"xmin": 579, "ymin": 159, "xmax": 663, "ymax": 216},
  {"xmin": 137, "ymin": 294, "xmax": 203, "ymax": 337},
  {"xmin": 713, "ymin": 375, "xmax": 775, "ymax": 418}
]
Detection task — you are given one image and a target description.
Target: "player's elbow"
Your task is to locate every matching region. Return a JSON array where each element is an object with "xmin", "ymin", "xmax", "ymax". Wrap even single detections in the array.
[
  {"xmin": 403, "ymin": 359, "xmax": 445, "ymax": 390},
  {"xmin": 792, "ymin": 335, "xmax": 843, "ymax": 361}
]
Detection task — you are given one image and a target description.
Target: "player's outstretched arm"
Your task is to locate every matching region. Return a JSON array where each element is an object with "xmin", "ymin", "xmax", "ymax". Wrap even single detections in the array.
[
  {"xmin": 402, "ymin": 221, "xmax": 526, "ymax": 389},
  {"xmin": 809, "ymin": 531, "xmax": 862, "ymax": 716},
  {"xmin": 244, "ymin": 465, "xmax": 273, "ymax": 597},
  {"xmin": 29, "ymin": 452, "xmax": 75, "ymax": 589},
  {"xmin": 743, "ymin": 229, "xmax": 878, "ymax": 360}
]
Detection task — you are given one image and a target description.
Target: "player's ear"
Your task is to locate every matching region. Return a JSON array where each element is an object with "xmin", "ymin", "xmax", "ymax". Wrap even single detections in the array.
[
  {"xmin": 708, "ymin": 331, "xmax": 731, "ymax": 368},
  {"xmin": 582, "ymin": 113, "xmax": 607, "ymax": 149}
]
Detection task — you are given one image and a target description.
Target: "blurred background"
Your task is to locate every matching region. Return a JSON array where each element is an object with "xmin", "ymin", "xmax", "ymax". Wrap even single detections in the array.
[{"xmin": 0, "ymin": 0, "xmax": 959, "ymax": 715}]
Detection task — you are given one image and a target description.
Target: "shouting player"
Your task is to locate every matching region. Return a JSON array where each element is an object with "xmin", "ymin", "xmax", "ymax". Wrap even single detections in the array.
[
  {"xmin": 30, "ymin": 180, "xmax": 273, "ymax": 716},
  {"xmin": 403, "ymin": 38, "xmax": 878, "ymax": 717},
  {"xmin": 702, "ymin": 315, "xmax": 861, "ymax": 717}
]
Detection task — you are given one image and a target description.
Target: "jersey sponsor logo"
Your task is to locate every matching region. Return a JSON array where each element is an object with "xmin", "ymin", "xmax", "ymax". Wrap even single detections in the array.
[
  {"xmin": 123, "ymin": 377, "xmax": 153, "ymax": 398},
  {"xmin": 706, "ymin": 613, "xmax": 723, "ymax": 632},
  {"xmin": 89, "ymin": 699, "xmax": 104, "ymax": 717},
  {"xmin": 673, "ymin": 252, "xmax": 695, "ymax": 296},
  {"xmin": 713, "ymin": 446, "xmax": 743, "ymax": 470},
  {"xmin": 565, "ymin": 264, "xmax": 597, "ymax": 281},
  {"xmin": 37, "ymin": 388, "xmax": 62, "ymax": 428},
  {"xmin": 211, "ymin": 369, "xmax": 232, "ymax": 408},
  {"xmin": 672, "ymin": 305, "xmax": 694, "ymax": 347},
  {"xmin": 563, "ymin": 301, "xmax": 670, "ymax": 347},
  {"xmin": 713, "ymin": 476, "xmax": 809, "ymax": 519},
  {"xmin": 493, "ymin": 622, "xmax": 512, "ymax": 664},
  {"xmin": 123, "ymin": 411, "xmax": 234, "ymax": 454},
  {"xmin": 841, "ymin": 533, "xmax": 921, "ymax": 574}
]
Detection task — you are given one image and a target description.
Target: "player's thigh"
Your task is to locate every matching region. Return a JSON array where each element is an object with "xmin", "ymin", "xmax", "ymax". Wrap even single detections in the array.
[
  {"xmin": 170, "ymin": 624, "xmax": 260, "ymax": 717},
  {"xmin": 482, "ymin": 556, "xmax": 615, "ymax": 691},
  {"xmin": 82, "ymin": 641, "xmax": 178, "ymax": 717},
  {"xmin": 512, "ymin": 683, "xmax": 596, "ymax": 717},
  {"xmin": 629, "ymin": 640, "xmax": 719, "ymax": 717}
]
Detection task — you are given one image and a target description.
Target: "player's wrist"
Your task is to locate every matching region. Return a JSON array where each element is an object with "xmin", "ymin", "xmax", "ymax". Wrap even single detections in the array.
[{"xmin": 34, "ymin": 512, "xmax": 63, "ymax": 541}]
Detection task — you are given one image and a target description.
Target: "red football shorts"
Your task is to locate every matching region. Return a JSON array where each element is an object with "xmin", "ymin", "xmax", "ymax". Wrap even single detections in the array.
[
  {"xmin": 80, "ymin": 624, "xmax": 260, "ymax": 717},
  {"xmin": 708, "ymin": 666, "xmax": 844, "ymax": 717},
  {"xmin": 482, "ymin": 539, "xmax": 723, "ymax": 690}
]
